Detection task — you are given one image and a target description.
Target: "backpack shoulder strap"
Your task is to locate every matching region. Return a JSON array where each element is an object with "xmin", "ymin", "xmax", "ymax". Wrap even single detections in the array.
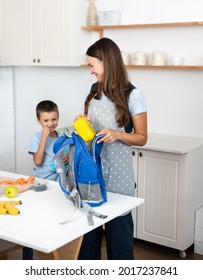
[
  {"xmin": 90, "ymin": 82, "xmax": 98, "ymax": 92},
  {"xmin": 53, "ymin": 134, "xmax": 74, "ymax": 154},
  {"xmin": 53, "ymin": 134, "xmax": 75, "ymax": 197},
  {"xmin": 125, "ymin": 83, "xmax": 136, "ymax": 133},
  {"xmin": 92, "ymin": 134, "xmax": 104, "ymax": 162},
  {"xmin": 92, "ymin": 134, "xmax": 108, "ymax": 204}
]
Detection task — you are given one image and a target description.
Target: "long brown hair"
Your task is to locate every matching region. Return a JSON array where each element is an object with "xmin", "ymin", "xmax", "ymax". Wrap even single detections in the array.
[{"xmin": 84, "ymin": 37, "xmax": 132, "ymax": 128}]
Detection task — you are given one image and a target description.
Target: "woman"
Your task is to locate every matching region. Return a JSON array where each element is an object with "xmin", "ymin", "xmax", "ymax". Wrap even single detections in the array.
[{"xmin": 78, "ymin": 37, "xmax": 147, "ymax": 260}]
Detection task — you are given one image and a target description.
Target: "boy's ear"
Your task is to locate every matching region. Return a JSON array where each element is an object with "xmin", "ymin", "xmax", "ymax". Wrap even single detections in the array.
[{"xmin": 37, "ymin": 118, "xmax": 41, "ymax": 125}]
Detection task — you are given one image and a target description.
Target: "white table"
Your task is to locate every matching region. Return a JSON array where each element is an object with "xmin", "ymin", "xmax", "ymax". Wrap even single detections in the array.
[{"xmin": 0, "ymin": 171, "xmax": 143, "ymax": 258}]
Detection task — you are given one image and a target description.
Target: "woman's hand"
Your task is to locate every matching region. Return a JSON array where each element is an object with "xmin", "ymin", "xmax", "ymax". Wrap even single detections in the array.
[
  {"xmin": 97, "ymin": 128, "xmax": 122, "ymax": 144},
  {"xmin": 74, "ymin": 114, "xmax": 90, "ymax": 122},
  {"xmin": 74, "ymin": 114, "xmax": 83, "ymax": 122}
]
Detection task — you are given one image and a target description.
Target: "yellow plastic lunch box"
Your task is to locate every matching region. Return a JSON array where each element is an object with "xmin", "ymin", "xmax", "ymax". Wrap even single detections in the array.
[{"xmin": 73, "ymin": 117, "xmax": 96, "ymax": 142}]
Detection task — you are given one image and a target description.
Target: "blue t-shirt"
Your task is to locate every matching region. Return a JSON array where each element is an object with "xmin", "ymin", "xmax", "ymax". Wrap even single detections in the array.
[
  {"xmin": 128, "ymin": 88, "xmax": 147, "ymax": 116},
  {"xmin": 28, "ymin": 130, "xmax": 63, "ymax": 181}
]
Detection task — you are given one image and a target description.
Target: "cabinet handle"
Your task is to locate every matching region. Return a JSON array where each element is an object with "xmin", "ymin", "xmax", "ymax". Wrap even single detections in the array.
[
  {"xmin": 33, "ymin": 59, "xmax": 36, "ymax": 63},
  {"xmin": 132, "ymin": 150, "xmax": 136, "ymax": 156},
  {"xmin": 37, "ymin": 59, "xmax": 40, "ymax": 63},
  {"xmin": 139, "ymin": 152, "xmax": 143, "ymax": 157}
]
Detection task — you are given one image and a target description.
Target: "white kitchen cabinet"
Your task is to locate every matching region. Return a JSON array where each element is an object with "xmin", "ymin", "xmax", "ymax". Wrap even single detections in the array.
[
  {"xmin": 132, "ymin": 133, "xmax": 203, "ymax": 257},
  {"xmin": 0, "ymin": 0, "xmax": 71, "ymax": 66},
  {"xmin": 0, "ymin": 67, "xmax": 15, "ymax": 173}
]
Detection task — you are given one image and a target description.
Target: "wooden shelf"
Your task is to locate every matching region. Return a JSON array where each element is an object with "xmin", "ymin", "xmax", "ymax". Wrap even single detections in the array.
[
  {"xmin": 81, "ymin": 64, "xmax": 203, "ymax": 70},
  {"xmin": 81, "ymin": 21, "xmax": 203, "ymax": 70},
  {"xmin": 81, "ymin": 21, "xmax": 203, "ymax": 37},
  {"xmin": 126, "ymin": 65, "xmax": 203, "ymax": 70}
]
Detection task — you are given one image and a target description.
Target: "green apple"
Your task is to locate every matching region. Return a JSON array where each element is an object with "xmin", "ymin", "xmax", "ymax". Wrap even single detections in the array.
[{"xmin": 4, "ymin": 185, "xmax": 19, "ymax": 198}]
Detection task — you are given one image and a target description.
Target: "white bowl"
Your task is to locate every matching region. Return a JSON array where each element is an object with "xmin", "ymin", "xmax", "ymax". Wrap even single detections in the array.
[
  {"xmin": 170, "ymin": 56, "xmax": 183, "ymax": 66},
  {"xmin": 28, "ymin": 179, "xmax": 48, "ymax": 191}
]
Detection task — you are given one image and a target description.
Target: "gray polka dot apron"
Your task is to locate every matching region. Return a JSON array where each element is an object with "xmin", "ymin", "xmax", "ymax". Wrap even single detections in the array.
[{"xmin": 88, "ymin": 93, "xmax": 135, "ymax": 197}]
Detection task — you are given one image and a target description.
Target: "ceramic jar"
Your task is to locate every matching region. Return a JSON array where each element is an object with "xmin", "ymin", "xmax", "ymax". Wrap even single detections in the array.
[
  {"xmin": 151, "ymin": 50, "xmax": 166, "ymax": 65},
  {"xmin": 132, "ymin": 51, "xmax": 147, "ymax": 65},
  {"xmin": 121, "ymin": 51, "xmax": 130, "ymax": 65}
]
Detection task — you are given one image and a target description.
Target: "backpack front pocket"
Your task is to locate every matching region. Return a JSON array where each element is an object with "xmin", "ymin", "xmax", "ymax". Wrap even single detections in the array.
[{"xmin": 76, "ymin": 159, "xmax": 103, "ymax": 204}]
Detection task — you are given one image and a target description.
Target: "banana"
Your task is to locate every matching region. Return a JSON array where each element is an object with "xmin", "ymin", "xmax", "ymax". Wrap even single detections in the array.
[
  {"xmin": 0, "ymin": 200, "xmax": 22, "ymax": 205},
  {"xmin": 0, "ymin": 207, "xmax": 7, "ymax": 214},
  {"xmin": 0, "ymin": 200, "xmax": 22, "ymax": 215},
  {"xmin": 3, "ymin": 201, "xmax": 20, "ymax": 215},
  {"xmin": 0, "ymin": 202, "xmax": 8, "ymax": 214},
  {"xmin": 4, "ymin": 200, "xmax": 22, "ymax": 205},
  {"xmin": 13, "ymin": 200, "xmax": 22, "ymax": 205}
]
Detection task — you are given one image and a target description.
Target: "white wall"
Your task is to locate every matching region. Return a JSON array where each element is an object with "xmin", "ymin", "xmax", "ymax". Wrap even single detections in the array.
[
  {"xmin": 0, "ymin": 67, "xmax": 15, "ymax": 172},
  {"xmin": 128, "ymin": 69, "xmax": 203, "ymax": 137},
  {"xmin": 96, "ymin": 0, "xmax": 203, "ymax": 23},
  {"xmin": 11, "ymin": 0, "xmax": 203, "ymax": 175}
]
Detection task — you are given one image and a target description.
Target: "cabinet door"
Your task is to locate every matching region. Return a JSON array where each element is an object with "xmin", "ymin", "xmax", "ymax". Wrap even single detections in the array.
[
  {"xmin": 131, "ymin": 148, "xmax": 138, "ymax": 238},
  {"xmin": 0, "ymin": 0, "xmax": 70, "ymax": 66},
  {"xmin": 137, "ymin": 149, "xmax": 186, "ymax": 250},
  {"xmin": 32, "ymin": 0, "xmax": 70, "ymax": 66},
  {"xmin": 0, "ymin": 0, "xmax": 33, "ymax": 65}
]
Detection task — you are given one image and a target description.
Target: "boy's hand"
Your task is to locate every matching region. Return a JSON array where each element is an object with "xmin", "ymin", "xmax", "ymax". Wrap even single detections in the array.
[
  {"xmin": 63, "ymin": 153, "xmax": 69, "ymax": 164},
  {"xmin": 41, "ymin": 126, "xmax": 51, "ymax": 139}
]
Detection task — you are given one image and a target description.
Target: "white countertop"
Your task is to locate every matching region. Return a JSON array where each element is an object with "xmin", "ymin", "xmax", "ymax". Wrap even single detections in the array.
[
  {"xmin": 133, "ymin": 133, "xmax": 203, "ymax": 154},
  {"xmin": 0, "ymin": 171, "xmax": 143, "ymax": 253}
]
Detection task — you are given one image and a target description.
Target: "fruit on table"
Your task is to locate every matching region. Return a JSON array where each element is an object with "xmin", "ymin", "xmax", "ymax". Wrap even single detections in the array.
[
  {"xmin": 4, "ymin": 201, "xmax": 20, "ymax": 215},
  {"xmin": 0, "ymin": 200, "xmax": 22, "ymax": 215},
  {"xmin": 0, "ymin": 202, "xmax": 8, "ymax": 214},
  {"xmin": 9, "ymin": 200, "xmax": 22, "ymax": 205},
  {"xmin": 4, "ymin": 185, "xmax": 19, "ymax": 198}
]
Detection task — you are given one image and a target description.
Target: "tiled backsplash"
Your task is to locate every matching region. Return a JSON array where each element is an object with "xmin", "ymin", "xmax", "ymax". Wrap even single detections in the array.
[{"xmin": 0, "ymin": 67, "xmax": 15, "ymax": 172}]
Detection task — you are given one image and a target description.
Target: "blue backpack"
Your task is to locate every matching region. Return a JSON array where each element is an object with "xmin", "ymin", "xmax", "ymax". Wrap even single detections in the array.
[{"xmin": 53, "ymin": 131, "xmax": 108, "ymax": 225}]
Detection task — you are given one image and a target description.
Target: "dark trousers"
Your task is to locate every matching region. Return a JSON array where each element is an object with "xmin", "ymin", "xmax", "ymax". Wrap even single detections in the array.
[
  {"xmin": 78, "ymin": 212, "xmax": 134, "ymax": 260},
  {"xmin": 22, "ymin": 247, "xmax": 33, "ymax": 260}
]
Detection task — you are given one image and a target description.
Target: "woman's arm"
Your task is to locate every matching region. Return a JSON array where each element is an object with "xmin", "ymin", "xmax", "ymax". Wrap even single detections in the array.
[{"xmin": 97, "ymin": 112, "xmax": 147, "ymax": 146}]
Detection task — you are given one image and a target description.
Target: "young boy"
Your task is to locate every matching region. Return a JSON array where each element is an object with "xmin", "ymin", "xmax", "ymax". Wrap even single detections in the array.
[
  {"xmin": 23, "ymin": 100, "xmax": 68, "ymax": 260},
  {"xmin": 28, "ymin": 100, "xmax": 68, "ymax": 181}
]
